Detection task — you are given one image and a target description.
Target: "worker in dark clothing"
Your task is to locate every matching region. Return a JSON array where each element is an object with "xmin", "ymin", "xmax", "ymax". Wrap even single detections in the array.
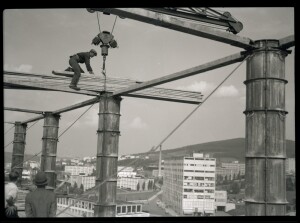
[
  {"xmin": 66, "ymin": 49, "xmax": 97, "ymax": 91},
  {"xmin": 25, "ymin": 171, "xmax": 57, "ymax": 217}
]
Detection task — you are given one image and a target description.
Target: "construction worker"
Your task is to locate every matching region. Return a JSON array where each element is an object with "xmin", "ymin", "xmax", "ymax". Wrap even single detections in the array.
[
  {"xmin": 25, "ymin": 171, "xmax": 57, "ymax": 217},
  {"xmin": 66, "ymin": 49, "xmax": 97, "ymax": 91},
  {"xmin": 5, "ymin": 170, "xmax": 20, "ymax": 218}
]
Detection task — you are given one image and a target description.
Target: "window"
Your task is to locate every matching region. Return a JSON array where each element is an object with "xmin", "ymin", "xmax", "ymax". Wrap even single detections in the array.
[
  {"xmin": 183, "ymin": 195, "xmax": 187, "ymax": 198},
  {"xmin": 127, "ymin": 206, "xmax": 132, "ymax": 213},
  {"xmin": 194, "ymin": 189, "xmax": 204, "ymax": 193},
  {"xmin": 137, "ymin": 205, "xmax": 141, "ymax": 212},
  {"xmin": 122, "ymin": 206, "xmax": 126, "ymax": 213},
  {"xmin": 117, "ymin": 206, "xmax": 121, "ymax": 214},
  {"xmin": 184, "ymin": 189, "xmax": 193, "ymax": 192},
  {"xmin": 195, "ymin": 177, "xmax": 204, "ymax": 180},
  {"xmin": 132, "ymin": 206, "xmax": 136, "ymax": 212}
]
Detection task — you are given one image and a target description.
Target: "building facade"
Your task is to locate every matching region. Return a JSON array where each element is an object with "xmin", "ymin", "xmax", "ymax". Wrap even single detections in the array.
[
  {"xmin": 286, "ymin": 158, "xmax": 295, "ymax": 174},
  {"xmin": 69, "ymin": 175, "xmax": 96, "ymax": 191},
  {"xmin": 56, "ymin": 196, "xmax": 149, "ymax": 217},
  {"xmin": 216, "ymin": 161, "xmax": 245, "ymax": 180},
  {"xmin": 117, "ymin": 177, "xmax": 154, "ymax": 191},
  {"xmin": 117, "ymin": 166, "xmax": 136, "ymax": 178},
  {"xmin": 163, "ymin": 153, "xmax": 216, "ymax": 216},
  {"xmin": 64, "ymin": 166, "xmax": 95, "ymax": 176}
]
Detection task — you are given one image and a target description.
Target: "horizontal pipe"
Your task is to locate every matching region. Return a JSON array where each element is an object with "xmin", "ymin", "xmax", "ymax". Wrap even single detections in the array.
[{"xmin": 4, "ymin": 107, "xmax": 44, "ymax": 114}]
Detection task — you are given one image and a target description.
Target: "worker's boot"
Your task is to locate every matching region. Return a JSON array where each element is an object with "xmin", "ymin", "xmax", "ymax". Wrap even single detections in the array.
[
  {"xmin": 65, "ymin": 67, "xmax": 74, "ymax": 72},
  {"xmin": 69, "ymin": 75, "xmax": 80, "ymax": 91}
]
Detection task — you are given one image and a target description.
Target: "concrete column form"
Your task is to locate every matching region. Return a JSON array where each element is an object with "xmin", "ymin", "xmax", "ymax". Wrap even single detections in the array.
[
  {"xmin": 244, "ymin": 40, "xmax": 289, "ymax": 216},
  {"xmin": 11, "ymin": 122, "xmax": 27, "ymax": 178},
  {"xmin": 41, "ymin": 112, "xmax": 60, "ymax": 191},
  {"xmin": 94, "ymin": 92, "xmax": 122, "ymax": 217}
]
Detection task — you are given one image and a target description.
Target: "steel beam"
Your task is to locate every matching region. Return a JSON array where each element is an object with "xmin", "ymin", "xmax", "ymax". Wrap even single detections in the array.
[
  {"xmin": 94, "ymin": 93, "xmax": 121, "ymax": 217},
  {"xmin": 11, "ymin": 122, "xmax": 27, "ymax": 182},
  {"xmin": 278, "ymin": 35, "xmax": 295, "ymax": 49},
  {"xmin": 244, "ymin": 40, "xmax": 288, "ymax": 216},
  {"xmin": 88, "ymin": 8, "xmax": 255, "ymax": 49},
  {"xmin": 4, "ymin": 107, "xmax": 44, "ymax": 114},
  {"xmin": 40, "ymin": 112, "xmax": 60, "ymax": 191},
  {"xmin": 113, "ymin": 52, "xmax": 247, "ymax": 96},
  {"xmin": 21, "ymin": 97, "xmax": 100, "ymax": 124}
]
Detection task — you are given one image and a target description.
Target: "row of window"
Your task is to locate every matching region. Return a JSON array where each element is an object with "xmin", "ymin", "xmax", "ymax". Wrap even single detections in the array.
[
  {"xmin": 184, "ymin": 170, "xmax": 215, "ymax": 173},
  {"xmin": 183, "ymin": 194, "xmax": 213, "ymax": 199},
  {"xmin": 116, "ymin": 205, "xmax": 142, "ymax": 214},
  {"xmin": 184, "ymin": 189, "xmax": 214, "ymax": 193},
  {"xmin": 184, "ymin": 176, "xmax": 215, "ymax": 181},
  {"xmin": 183, "ymin": 182, "xmax": 214, "ymax": 187}
]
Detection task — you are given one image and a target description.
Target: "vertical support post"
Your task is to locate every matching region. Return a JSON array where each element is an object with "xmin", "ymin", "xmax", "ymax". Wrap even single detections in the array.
[
  {"xmin": 158, "ymin": 145, "xmax": 162, "ymax": 178},
  {"xmin": 244, "ymin": 40, "xmax": 289, "ymax": 215},
  {"xmin": 41, "ymin": 112, "xmax": 60, "ymax": 191},
  {"xmin": 11, "ymin": 122, "xmax": 27, "ymax": 182},
  {"xmin": 94, "ymin": 92, "xmax": 122, "ymax": 217}
]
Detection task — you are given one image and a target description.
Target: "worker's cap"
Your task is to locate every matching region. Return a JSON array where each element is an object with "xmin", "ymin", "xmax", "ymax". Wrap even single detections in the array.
[
  {"xmin": 34, "ymin": 171, "xmax": 48, "ymax": 186},
  {"xmin": 90, "ymin": 49, "xmax": 97, "ymax": 56}
]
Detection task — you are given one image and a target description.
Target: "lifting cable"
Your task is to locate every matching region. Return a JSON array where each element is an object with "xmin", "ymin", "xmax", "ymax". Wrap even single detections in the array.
[
  {"xmin": 55, "ymin": 55, "xmax": 249, "ymax": 217},
  {"xmin": 10, "ymin": 102, "xmax": 97, "ymax": 170},
  {"xmin": 4, "ymin": 120, "xmax": 40, "ymax": 149},
  {"xmin": 4, "ymin": 125, "xmax": 15, "ymax": 135}
]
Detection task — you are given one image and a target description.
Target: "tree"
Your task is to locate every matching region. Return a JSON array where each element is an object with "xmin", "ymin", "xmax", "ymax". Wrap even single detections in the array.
[
  {"xmin": 231, "ymin": 181, "xmax": 240, "ymax": 194},
  {"xmin": 142, "ymin": 181, "xmax": 145, "ymax": 190},
  {"xmin": 148, "ymin": 181, "xmax": 152, "ymax": 190},
  {"xmin": 80, "ymin": 184, "xmax": 84, "ymax": 192},
  {"xmin": 136, "ymin": 182, "xmax": 140, "ymax": 191}
]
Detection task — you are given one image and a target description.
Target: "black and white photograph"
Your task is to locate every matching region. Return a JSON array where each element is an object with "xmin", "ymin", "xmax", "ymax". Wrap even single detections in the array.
[{"xmin": 3, "ymin": 7, "xmax": 295, "ymax": 220}]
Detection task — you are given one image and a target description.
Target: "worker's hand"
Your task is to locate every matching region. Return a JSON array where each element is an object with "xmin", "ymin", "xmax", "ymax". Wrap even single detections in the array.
[
  {"xmin": 89, "ymin": 71, "xmax": 94, "ymax": 75},
  {"xmin": 5, "ymin": 205, "xmax": 17, "ymax": 216}
]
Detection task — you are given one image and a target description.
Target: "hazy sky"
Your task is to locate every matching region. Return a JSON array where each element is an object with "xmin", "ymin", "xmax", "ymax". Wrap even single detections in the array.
[{"xmin": 3, "ymin": 8, "xmax": 295, "ymax": 158}]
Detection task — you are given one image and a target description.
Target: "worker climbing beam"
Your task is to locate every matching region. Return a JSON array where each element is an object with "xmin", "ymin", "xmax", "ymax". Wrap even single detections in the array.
[{"xmin": 87, "ymin": 8, "xmax": 255, "ymax": 49}]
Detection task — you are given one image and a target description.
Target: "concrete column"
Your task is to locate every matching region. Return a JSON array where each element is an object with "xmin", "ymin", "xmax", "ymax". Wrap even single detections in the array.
[
  {"xmin": 94, "ymin": 93, "xmax": 122, "ymax": 217},
  {"xmin": 244, "ymin": 40, "xmax": 289, "ymax": 215},
  {"xmin": 40, "ymin": 112, "xmax": 60, "ymax": 191},
  {"xmin": 11, "ymin": 122, "xmax": 27, "ymax": 180}
]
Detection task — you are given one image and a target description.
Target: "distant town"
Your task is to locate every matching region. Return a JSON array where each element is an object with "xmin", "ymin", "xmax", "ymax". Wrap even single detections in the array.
[{"xmin": 4, "ymin": 143, "xmax": 296, "ymax": 217}]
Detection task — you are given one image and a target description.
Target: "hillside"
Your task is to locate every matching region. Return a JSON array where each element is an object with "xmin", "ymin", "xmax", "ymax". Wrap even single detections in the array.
[
  {"xmin": 134, "ymin": 138, "xmax": 295, "ymax": 164},
  {"xmin": 4, "ymin": 151, "xmax": 40, "ymax": 163}
]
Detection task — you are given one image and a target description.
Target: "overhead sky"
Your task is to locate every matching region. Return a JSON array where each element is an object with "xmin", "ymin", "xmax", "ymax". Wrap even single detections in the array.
[{"xmin": 3, "ymin": 8, "xmax": 295, "ymax": 158}]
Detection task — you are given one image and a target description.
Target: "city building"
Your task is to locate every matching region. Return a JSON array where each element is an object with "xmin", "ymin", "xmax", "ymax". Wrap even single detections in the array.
[
  {"xmin": 117, "ymin": 166, "xmax": 136, "ymax": 178},
  {"xmin": 152, "ymin": 169, "xmax": 164, "ymax": 178},
  {"xmin": 163, "ymin": 153, "xmax": 216, "ymax": 216},
  {"xmin": 216, "ymin": 161, "xmax": 245, "ymax": 180},
  {"xmin": 286, "ymin": 158, "xmax": 295, "ymax": 174},
  {"xmin": 117, "ymin": 177, "xmax": 154, "ymax": 191},
  {"xmin": 215, "ymin": 190, "xmax": 235, "ymax": 212},
  {"xmin": 56, "ymin": 195, "xmax": 149, "ymax": 217},
  {"xmin": 64, "ymin": 165, "xmax": 95, "ymax": 176},
  {"xmin": 69, "ymin": 175, "xmax": 96, "ymax": 191}
]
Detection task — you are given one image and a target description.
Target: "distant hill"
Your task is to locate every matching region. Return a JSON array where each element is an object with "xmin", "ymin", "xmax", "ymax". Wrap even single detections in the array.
[
  {"xmin": 4, "ymin": 151, "xmax": 40, "ymax": 163},
  {"xmin": 135, "ymin": 138, "xmax": 295, "ymax": 164}
]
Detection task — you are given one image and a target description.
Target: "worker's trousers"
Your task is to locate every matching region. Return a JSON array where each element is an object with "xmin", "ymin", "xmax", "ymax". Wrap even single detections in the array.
[{"xmin": 69, "ymin": 57, "xmax": 82, "ymax": 86}]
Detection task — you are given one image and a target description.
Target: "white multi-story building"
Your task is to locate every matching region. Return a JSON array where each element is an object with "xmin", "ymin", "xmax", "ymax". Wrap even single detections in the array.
[
  {"xmin": 286, "ymin": 158, "xmax": 295, "ymax": 174},
  {"xmin": 163, "ymin": 153, "xmax": 216, "ymax": 216},
  {"xmin": 65, "ymin": 166, "xmax": 95, "ymax": 176},
  {"xmin": 117, "ymin": 177, "xmax": 154, "ymax": 191},
  {"xmin": 117, "ymin": 166, "xmax": 136, "ymax": 178},
  {"xmin": 69, "ymin": 175, "xmax": 96, "ymax": 191}
]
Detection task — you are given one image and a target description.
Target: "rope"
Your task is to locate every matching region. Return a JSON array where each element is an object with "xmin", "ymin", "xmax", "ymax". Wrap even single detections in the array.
[
  {"xmin": 96, "ymin": 12, "xmax": 101, "ymax": 33},
  {"xmin": 10, "ymin": 103, "xmax": 96, "ymax": 170},
  {"xmin": 55, "ymin": 55, "xmax": 249, "ymax": 216},
  {"xmin": 150, "ymin": 55, "xmax": 250, "ymax": 153},
  {"xmin": 4, "ymin": 125, "xmax": 15, "ymax": 135},
  {"xmin": 111, "ymin": 16, "xmax": 118, "ymax": 34},
  {"xmin": 4, "ymin": 120, "xmax": 40, "ymax": 149}
]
